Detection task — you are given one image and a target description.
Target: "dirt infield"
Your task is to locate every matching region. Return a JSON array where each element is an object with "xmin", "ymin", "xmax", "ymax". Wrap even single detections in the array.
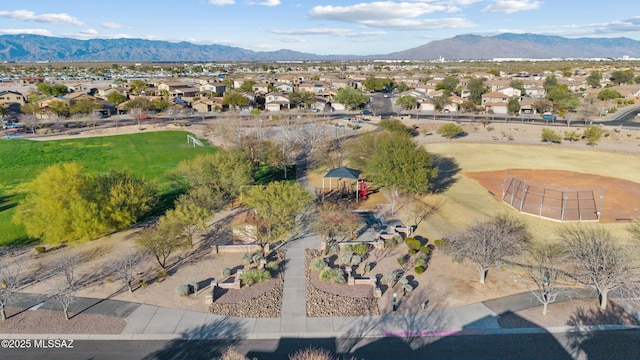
[{"xmin": 466, "ymin": 169, "xmax": 640, "ymax": 223}]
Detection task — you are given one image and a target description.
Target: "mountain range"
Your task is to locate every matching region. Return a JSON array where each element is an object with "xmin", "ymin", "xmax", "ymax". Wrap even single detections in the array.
[{"xmin": 0, "ymin": 33, "xmax": 639, "ymax": 62}]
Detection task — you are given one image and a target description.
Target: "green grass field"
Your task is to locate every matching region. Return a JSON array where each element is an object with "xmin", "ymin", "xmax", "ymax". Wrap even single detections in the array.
[
  {"xmin": 0, "ymin": 131, "xmax": 217, "ymax": 246},
  {"xmin": 417, "ymin": 143, "xmax": 640, "ymax": 242}
]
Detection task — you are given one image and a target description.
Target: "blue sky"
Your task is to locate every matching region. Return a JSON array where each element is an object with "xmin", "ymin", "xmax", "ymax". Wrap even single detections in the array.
[{"xmin": 1, "ymin": 1, "xmax": 639, "ymax": 55}]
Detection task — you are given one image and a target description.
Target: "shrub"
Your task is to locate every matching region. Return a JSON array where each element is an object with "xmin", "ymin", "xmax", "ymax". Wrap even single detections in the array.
[
  {"xmin": 35, "ymin": 246, "xmax": 46, "ymax": 254},
  {"xmin": 106, "ymin": 277, "xmax": 115, "ymax": 283},
  {"xmin": 157, "ymin": 271, "xmax": 168, "ymax": 281},
  {"xmin": 340, "ymin": 253, "xmax": 352, "ymax": 264},
  {"xmin": 400, "ymin": 278, "xmax": 409, "ymax": 286},
  {"xmin": 341, "ymin": 244, "xmax": 353, "ymax": 254},
  {"xmin": 320, "ymin": 268, "xmax": 345, "ymax": 284},
  {"xmin": 353, "ymin": 243, "xmax": 369, "ymax": 257},
  {"xmin": 382, "ymin": 272, "xmax": 396, "ymax": 285},
  {"xmin": 363, "ymin": 263, "xmax": 373, "ymax": 274},
  {"xmin": 221, "ymin": 346, "xmax": 249, "ymax": 360},
  {"xmin": 393, "ymin": 234, "xmax": 403, "ymax": 244},
  {"xmin": 414, "ymin": 257, "xmax": 426, "ymax": 268},
  {"xmin": 350, "ymin": 254, "xmax": 362, "ymax": 266},
  {"xmin": 265, "ymin": 261, "xmax": 279, "ymax": 272},
  {"xmin": 242, "ymin": 252, "xmax": 252, "ymax": 266},
  {"xmin": 240, "ymin": 269, "xmax": 271, "ymax": 286},
  {"xmin": 433, "ymin": 239, "xmax": 446, "ymax": 247},
  {"xmin": 252, "ymin": 253, "xmax": 264, "ymax": 264},
  {"xmin": 408, "ymin": 249, "xmax": 418, "ymax": 255},
  {"xmin": 405, "ymin": 237, "xmax": 420, "ymax": 250},
  {"xmin": 384, "ymin": 239, "xmax": 396, "ymax": 248},
  {"xmin": 176, "ymin": 284, "xmax": 191, "ymax": 296},
  {"xmin": 419, "ymin": 246, "xmax": 431, "ymax": 254},
  {"xmin": 138, "ymin": 280, "xmax": 147, "ymax": 288},
  {"xmin": 397, "ymin": 256, "xmax": 406, "ymax": 266},
  {"xmin": 221, "ymin": 268, "xmax": 232, "ymax": 277},
  {"xmin": 326, "ymin": 244, "xmax": 339, "ymax": 255},
  {"xmin": 402, "ymin": 283, "xmax": 414, "ymax": 294},
  {"xmin": 415, "ymin": 266, "xmax": 425, "ymax": 274},
  {"xmin": 289, "ymin": 347, "xmax": 333, "ymax": 360},
  {"xmin": 311, "ymin": 257, "xmax": 327, "ymax": 272}
]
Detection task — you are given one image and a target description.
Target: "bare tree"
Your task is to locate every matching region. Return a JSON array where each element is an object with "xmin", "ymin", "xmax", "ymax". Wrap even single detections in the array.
[
  {"xmin": 442, "ymin": 214, "xmax": 530, "ymax": 284},
  {"xmin": 560, "ymin": 226, "xmax": 640, "ymax": 311},
  {"xmin": 20, "ymin": 113, "xmax": 40, "ymax": 134},
  {"xmin": 0, "ymin": 260, "xmax": 23, "ymax": 320},
  {"xmin": 111, "ymin": 248, "xmax": 147, "ymax": 293},
  {"xmin": 48, "ymin": 251, "xmax": 81, "ymax": 320},
  {"xmin": 208, "ymin": 116, "xmax": 245, "ymax": 147},
  {"xmin": 526, "ymin": 243, "xmax": 566, "ymax": 315},
  {"xmin": 297, "ymin": 121, "xmax": 327, "ymax": 156}
]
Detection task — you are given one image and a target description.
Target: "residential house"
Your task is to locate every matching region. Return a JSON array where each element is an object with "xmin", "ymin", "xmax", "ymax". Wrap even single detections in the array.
[
  {"xmin": 299, "ymin": 82, "xmax": 330, "ymax": 95},
  {"xmin": 611, "ymin": 85, "xmax": 640, "ymax": 99},
  {"xmin": 199, "ymin": 83, "xmax": 226, "ymax": 95},
  {"xmin": 481, "ymin": 91, "xmax": 510, "ymax": 114},
  {"xmin": 274, "ymin": 82, "xmax": 294, "ymax": 93},
  {"xmin": 524, "ymin": 86, "xmax": 546, "ymax": 99},
  {"xmin": 265, "ymin": 92, "xmax": 290, "ymax": 112},
  {"xmin": 251, "ymin": 82, "xmax": 271, "ymax": 95},
  {"xmin": 495, "ymin": 86, "xmax": 522, "ymax": 98},
  {"xmin": 19, "ymin": 76, "xmax": 44, "ymax": 85},
  {"xmin": 0, "ymin": 90, "xmax": 26, "ymax": 106},
  {"xmin": 192, "ymin": 97, "xmax": 224, "ymax": 113}
]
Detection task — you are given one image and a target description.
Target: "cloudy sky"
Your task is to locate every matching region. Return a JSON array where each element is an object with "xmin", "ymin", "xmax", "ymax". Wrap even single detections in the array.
[{"xmin": 1, "ymin": 0, "xmax": 639, "ymax": 55}]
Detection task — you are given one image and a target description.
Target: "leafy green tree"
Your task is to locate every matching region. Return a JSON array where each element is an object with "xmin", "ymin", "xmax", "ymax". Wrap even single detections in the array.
[
  {"xmin": 541, "ymin": 128, "xmax": 562, "ymax": 143},
  {"xmin": 362, "ymin": 76, "xmax": 393, "ymax": 92},
  {"xmin": 151, "ymin": 98, "xmax": 171, "ymax": 111},
  {"xmin": 70, "ymin": 98, "xmax": 101, "ymax": 115},
  {"xmin": 610, "ymin": 70, "xmax": 635, "ymax": 85},
  {"xmin": 509, "ymin": 80, "xmax": 525, "ymax": 93},
  {"xmin": 239, "ymin": 80, "xmax": 256, "ymax": 93},
  {"xmin": 171, "ymin": 151, "xmax": 253, "ymax": 209},
  {"xmin": 348, "ymin": 131, "xmax": 438, "ymax": 214},
  {"xmin": 37, "ymin": 83, "xmax": 68, "ymax": 97},
  {"xmin": 289, "ymin": 91, "xmax": 316, "ymax": 109},
  {"xmin": 543, "ymin": 75, "xmax": 558, "ymax": 92},
  {"xmin": 564, "ymin": 130, "xmax": 580, "ymax": 142},
  {"xmin": 107, "ymin": 91, "xmax": 127, "ymax": 105},
  {"xmin": 635, "ymin": 75, "xmax": 640, "ymax": 84},
  {"xmin": 222, "ymin": 90, "xmax": 250, "ymax": 109},
  {"xmin": 546, "ymin": 85, "xmax": 579, "ymax": 113},
  {"xmin": 586, "ymin": 71, "xmax": 602, "ymax": 88},
  {"xmin": 532, "ymin": 99, "xmax": 552, "ymax": 114},
  {"xmin": 242, "ymin": 181, "xmax": 314, "ymax": 249},
  {"xmin": 436, "ymin": 76, "xmax": 459, "ymax": 96},
  {"xmin": 48, "ymin": 100, "xmax": 70, "ymax": 117},
  {"xmin": 162, "ymin": 203, "xmax": 209, "ymax": 246},
  {"xmin": 91, "ymin": 170, "xmax": 158, "ymax": 231},
  {"xmin": 395, "ymin": 82, "xmax": 411, "ymax": 93},
  {"xmin": 129, "ymin": 80, "xmax": 147, "ymax": 95},
  {"xmin": 379, "ymin": 118, "xmax": 411, "ymax": 135},
  {"xmin": 507, "ymin": 98, "xmax": 521, "ymax": 115},
  {"xmin": 431, "ymin": 94, "xmax": 451, "ymax": 112},
  {"xmin": 395, "ymin": 95, "xmax": 418, "ymax": 110},
  {"xmin": 137, "ymin": 219, "xmax": 188, "ymax": 269},
  {"xmin": 437, "ymin": 123, "xmax": 464, "ymax": 140},
  {"xmin": 466, "ymin": 78, "xmax": 488, "ymax": 104},
  {"xmin": 13, "ymin": 163, "xmax": 106, "ymax": 244},
  {"xmin": 333, "ymin": 87, "xmax": 369, "ymax": 110},
  {"xmin": 597, "ymin": 89, "xmax": 622, "ymax": 100},
  {"xmin": 123, "ymin": 97, "xmax": 152, "ymax": 111}
]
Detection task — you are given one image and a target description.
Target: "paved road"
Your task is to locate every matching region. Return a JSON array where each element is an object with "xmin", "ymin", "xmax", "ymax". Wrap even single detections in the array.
[{"xmin": 3, "ymin": 329, "xmax": 640, "ymax": 360}]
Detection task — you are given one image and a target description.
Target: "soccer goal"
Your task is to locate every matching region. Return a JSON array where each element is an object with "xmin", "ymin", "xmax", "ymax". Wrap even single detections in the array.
[{"xmin": 187, "ymin": 134, "xmax": 204, "ymax": 147}]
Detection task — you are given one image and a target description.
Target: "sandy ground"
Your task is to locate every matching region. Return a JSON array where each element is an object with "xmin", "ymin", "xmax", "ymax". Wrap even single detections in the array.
[{"xmin": 6, "ymin": 118, "xmax": 640, "ymax": 332}]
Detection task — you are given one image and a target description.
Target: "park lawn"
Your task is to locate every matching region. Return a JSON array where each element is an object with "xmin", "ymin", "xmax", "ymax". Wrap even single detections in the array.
[
  {"xmin": 0, "ymin": 131, "xmax": 216, "ymax": 246},
  {"xmin": 415, "ymin": 143, "xmax": 637, "ymax": 243}
]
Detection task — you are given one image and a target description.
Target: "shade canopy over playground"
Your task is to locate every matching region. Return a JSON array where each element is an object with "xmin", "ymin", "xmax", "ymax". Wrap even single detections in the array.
[{"xmin": 322, "ymin": 167, "xmax": 364, "ymax": 200}]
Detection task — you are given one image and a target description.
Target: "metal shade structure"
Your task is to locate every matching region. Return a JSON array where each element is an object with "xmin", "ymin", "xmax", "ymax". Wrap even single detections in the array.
[{"xmin": 322, "ymin": 167, "xmax": 362, "ymax": 201}]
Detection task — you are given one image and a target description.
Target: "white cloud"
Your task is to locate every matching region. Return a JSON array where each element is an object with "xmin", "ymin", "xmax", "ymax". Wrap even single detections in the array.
[
  {"xmin": 482, "ymin": 0, "xmax": 541, "ymax": 14},
  {"xmin": 271, "ymin": 28, "xmax": 386, "ymax": 37},
  {"xmin": 530, "ymin": 17, "xmax": 640, "ymax": 38},
  {"xmin": 0, "ymin": 10, "xmax": 83, "ymax": 25},
  {"xmin": 0, "ymin": 28, "xmax": 52, "ymax": 36},
  {"xmin": 277, "ymin": 37, "xmax": 306, "ymax": 43},
  {"xmin": 101, "ymin": 22, "xmax": 124, "ymax": 29},
  {"xmin": 208, "ymin": 0, "xmax": 235, "ymax": 5},
  {"xmin": 308, "ymin": 2, "xmax": 474, "ymax": 30},
  {"xmin": 257, "ymin": 0, "xmax": 281, "ymax": 6},
  {"xmin": 79, "ymin": 28, "xmax": 98, "ymax": 35}
]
